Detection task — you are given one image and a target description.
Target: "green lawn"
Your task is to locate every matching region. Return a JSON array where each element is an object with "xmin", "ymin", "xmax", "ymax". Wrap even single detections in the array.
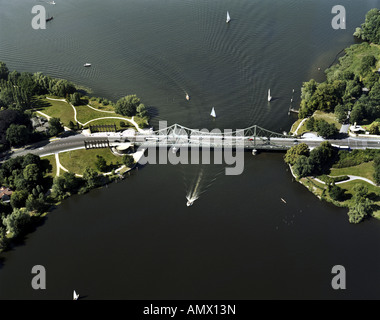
[
  {"xmin": 75, "ymin": 104, "xmax": 129, "ymax": 125},
  {"xmin": 58, "ymin": 148, "xmax": 124, "ymax": 175},
  {"xmin": 41, "ymin": 154, "xmax": 57, "ymax": 178},
  {"xmin": 329, "ymin": 161, "xmax": 375, "ymax": 182},
  {"xmin": 313, "ymin": 110, "xmax": 342, "ymax": 130},
  {"xmin": 83, "ymin": 118, "xmax": 134, "ymax": 131},
  {"xmin": 289, "ymin": 119, "xmax": 302, "ymax": 134},
  {"xmin": 88, "ymin": 99, "xmax": 115, "ymax": 112},
  {"xmin": 35, "ymin": 97, "xmax": 75, "ymax": 127}
]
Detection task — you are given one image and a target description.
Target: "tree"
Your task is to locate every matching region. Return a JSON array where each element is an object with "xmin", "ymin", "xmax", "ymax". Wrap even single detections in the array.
[
  {"xmin": 83, "ymin": 167, "xmax": 100, "ymax": 189},
  {"xmin": 2, "ymin": 208, "xmax": 31, "ymax": 238},
  {"xmin": 329, "ymin": 184, "xmax": 345, "ymax": 201},
  {"xmin": 369, "ymin": 122, "xmax": 380, "ymax": 135},
  {"xmin": 23, "ymin": 163, "xmax": 42, "ymax": 184},
  {"xmin": 0, "ymin": 109, "xmax": 31, "ymax": 149},
  {"xmin": 292, "ymin": 155, "xmax": 313, "ymax": 178},
  {"xmin": 334, "ymin": 104, "xmax": 349, "ymax": 123},
  {"xmin": 299, "ymin": 79, "xmax": 318, "ymax": 118},
  {"xmin": 48, "ymin": 117, "xmax": 64, "ymax": 137},
  {"xmin": 25, "ymin": 194, "xmax": 47, "ymax": 214},
  {"xmin": 350, "ymin": 104, "xmax": 365, "ymax": 124},
  {"xmin": 136, "ymin": 103, "xmax": 148, "ymax": 118},
  {"xmin": 0, "ymin": 61, "xmax": 9, "ymax": 80},
  {"xmin": 22, "ymin": 153, "xmax": 41, "ymax": 168},
  {"xmin": 284, "ymin": 143, "xmax": 310, "ymax": 166},
  {"xmin": 10, "ymin": 190, "xmax": 28, "ymax": 209},
  {"xmin": 95, "ymin": 155, "xmax": 107, "ymax": 172},
  {"xmin": 308, "ymin": 141, "xmax": 334, "ymax": 175},
  {"xmin": 51, "ymin": 172, "xmax": 81, "ymax": 200},
  {"xmin": 354, "ymin": 9, "xmax": 380, "ymax": 44},
  {"xmin": 123, "ymin": 154, "xmax": 135, "ymax": 168},
  {"xmin": 0, "ymin": 227, "xmax": 9, "ymax": 253},
  {"xmin": 306, "ymin": 117, "xmax": 315, "ymax": 131},
  {"xmin": 373, "ymin": 156, "xmax": 380, "ymax": 184},
  {"xmin": 68, "ymin": 92, "xmax": 81, "ymax": 106},
  {"xmin": 360, "ymin": 55, "xmax": 377, "ymax": 75},
  {"xmin": 115, "ymin": 95, "xmax": 141, "ymax": 116},
  {"xmin": 6, "ymin": 124, "xmax": 29, "ymax": 147},
  {"xmin": 315, "ymin": 119, "xmax": 338, "ymax": 139},
  {"xmin": 347, "ymin": 198, "xmax": 373, "ymax": 224},
  {"xmin": 50, "ymin": 79, "xmax": 76, "ymax": 97}
]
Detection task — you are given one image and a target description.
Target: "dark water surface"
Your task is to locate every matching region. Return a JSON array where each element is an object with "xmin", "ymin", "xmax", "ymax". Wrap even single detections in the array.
[{"xmin": 0, "ymin": 0, "xmax": 380, "ymax": 299}]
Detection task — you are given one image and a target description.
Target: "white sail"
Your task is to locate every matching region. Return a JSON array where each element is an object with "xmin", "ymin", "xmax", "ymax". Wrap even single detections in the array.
[
  {"xmin": 268, "ymin": 89, "xmax": 272, "ymax": 102},
  {"xmin": 210, "ymin": 107, "xmax": 216, "ymax": 117},
  {"xmin": 226, "ymin": 11, "xmax": 231, "ymax": 23}
]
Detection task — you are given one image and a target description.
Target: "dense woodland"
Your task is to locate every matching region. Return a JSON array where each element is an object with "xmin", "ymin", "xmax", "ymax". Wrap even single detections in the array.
[{"xmin": 299, "ymin": 9, "xmax": 380, "ymax": 134}]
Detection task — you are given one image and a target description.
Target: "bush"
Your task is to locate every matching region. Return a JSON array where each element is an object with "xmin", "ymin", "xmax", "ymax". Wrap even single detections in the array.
[
  {"xmin": 123, "ymin": 155, "xmax": 135, "ymax": 168},
  {"xmin": 328, "ymin": 184, "xmax": 346, "ymax": 201}
]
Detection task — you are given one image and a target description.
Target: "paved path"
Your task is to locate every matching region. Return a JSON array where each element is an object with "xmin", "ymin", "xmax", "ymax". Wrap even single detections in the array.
[
  {"xmin": 293, "ymin": 118, "xmax": 308, "ymax": 136},
  {"xmin": 314, "ymin": 175, "xmax": 377, "ymax": 186},
  {"xmin": 45, "ymin": 96, "xmax": 143, "ymax": 132}
]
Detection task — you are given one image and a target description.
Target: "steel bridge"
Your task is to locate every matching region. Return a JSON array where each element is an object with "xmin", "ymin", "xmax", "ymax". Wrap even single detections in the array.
[{"xmin": 111, "ymin": 123, "xmax": 312, "ymax": 151}]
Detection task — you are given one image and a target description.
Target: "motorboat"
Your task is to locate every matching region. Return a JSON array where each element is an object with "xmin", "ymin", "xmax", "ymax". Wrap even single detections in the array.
[
  {"xmin": 84, "ymin": 63, "xmax": 91, "ymax": 67},
  {"xmin": 73, "ymin": 290, "xmax": 79, "ymax": 300},
  {"xmin": 186, "ymin": 93, "xmax": 190, "ymax": 100},
  {"xmin": 268, "ymin": 89, "xmax": 272, "ymax": 102},
  {"xmin": 186, "ymin": 199, "xmax": 194, "ymax": 207}
]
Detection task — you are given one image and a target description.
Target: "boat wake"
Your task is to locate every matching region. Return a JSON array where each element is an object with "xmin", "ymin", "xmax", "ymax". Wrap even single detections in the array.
[
  {"xmin": 185, "ymin": 169, "xmax": 203, "ymax": 206},
  {"xmin": 182, "ymin": 164, "xmax": 224, "ymax": 207}
]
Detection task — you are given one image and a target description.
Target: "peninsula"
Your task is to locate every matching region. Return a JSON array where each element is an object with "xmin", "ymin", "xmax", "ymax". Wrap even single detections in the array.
[
  {"xmin": 0, "ymin": 65, "xmax": 150, "ymax": 253},
  {"xmin": 287, "ymin": 8, "xmax": 380, "ymax": 223}
]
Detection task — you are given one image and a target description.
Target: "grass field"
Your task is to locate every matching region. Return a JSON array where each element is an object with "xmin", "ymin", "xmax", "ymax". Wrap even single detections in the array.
[
  {"xmin": 35, "ymin": 98, "xmax": 75, "ymax": 127},
  {"xmin": 83, "ymin": 118, "xmax": 134, "ymax": 131},
  {"xmin": 338, "ymin": 43, "xmax": 380, "ymax": 77},
  {"xmin": 329, "ymin": 161, "xmax": 375, "ymax": 182},
  {"xmin": 41, "ymin": 154, "xmax": 56, "ymax": 178},
  {"xmin": 75, "ymin": 104, "xmax": 132, "ymax": 125},
  {"xmin": 313, "ymin": 110, "xmax": 342, "ymax": 130},
  {"xmin": 88, "ymin": 99, "xmax": 115, "ymax": 112},
  {"xmin": 58, "ymin": 148, "xmax": 123, "ymax": 175}
]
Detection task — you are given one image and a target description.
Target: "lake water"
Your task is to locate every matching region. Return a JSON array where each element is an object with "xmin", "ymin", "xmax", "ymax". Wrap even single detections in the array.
[{"xmin": 0, "ymin": 0, "xmax": 380, "ymax": 299}]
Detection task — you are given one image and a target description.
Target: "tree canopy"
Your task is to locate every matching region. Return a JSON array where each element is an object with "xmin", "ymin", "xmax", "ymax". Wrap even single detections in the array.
[
  {"xmin": 354, "ymin": 8, "xmax": 380, "ymax": 44},
  {"xmin": 115, "ymin": 95, "xmax": 142, "ymax": 117}
]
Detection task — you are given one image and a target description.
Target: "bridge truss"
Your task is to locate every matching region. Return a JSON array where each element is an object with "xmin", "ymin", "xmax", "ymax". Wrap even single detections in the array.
[{"xmin": 132, "ymin": 124, "xmax": 296, "ymax": 150}]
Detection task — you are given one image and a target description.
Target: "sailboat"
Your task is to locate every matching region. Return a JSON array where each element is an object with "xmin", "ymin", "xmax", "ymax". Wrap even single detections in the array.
[
  {"xmin": 267, "ymin": 89, "xmax": 272, "ymax": 102},
  {"xmin": 73, "ymin": 290, "xmax": 79, "ymax": 300},
  {"xmin": 210, "ymin": 107, "xmax": 216, "ymax": 118},
  {"xmin": 226, "ymin": 11, "xmax": 231, "ymax": 23}
]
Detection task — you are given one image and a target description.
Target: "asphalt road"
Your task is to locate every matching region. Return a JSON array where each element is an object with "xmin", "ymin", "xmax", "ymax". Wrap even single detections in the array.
[{"xmin": 3, "ymin": 133, "xmax": 380, "ymax": 163}]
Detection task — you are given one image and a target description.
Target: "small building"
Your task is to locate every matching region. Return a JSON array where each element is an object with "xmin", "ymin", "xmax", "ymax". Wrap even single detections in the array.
[
  {"xmin": 0, "ymin": 187, "xmax": 13, "ymax": 202},
  {"xmin": 31, "ymin": 116, "xmax": 50, "ymax": 133},
  {"xmin": 349, "ymin": 124, "xmax": 366, "ymax": 134}
]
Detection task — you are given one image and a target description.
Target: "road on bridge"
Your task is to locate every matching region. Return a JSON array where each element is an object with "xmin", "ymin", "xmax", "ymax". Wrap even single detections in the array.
[{"xmin": 2, "ymin": 131, "xmax": 380, "ymax": 163}]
